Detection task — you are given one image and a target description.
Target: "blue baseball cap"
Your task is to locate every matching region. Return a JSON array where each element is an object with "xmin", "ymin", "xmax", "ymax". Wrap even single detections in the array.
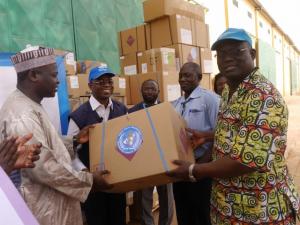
[
  {"xmin": 211, "ymin": 28, "xmax": 252, "ymax": 50},
  {"xmin": 89, "ymin": 65, "xmax": 115, "ymax": 82}
]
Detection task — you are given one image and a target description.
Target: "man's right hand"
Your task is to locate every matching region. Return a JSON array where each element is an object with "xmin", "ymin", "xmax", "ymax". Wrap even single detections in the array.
[
  {"xmin": 92, "ymin": 170, "xmax": 113, "ymax": 191},
  {"xmin": 186, "ymin": 128, "xmax": 215, "ymax": 149}
]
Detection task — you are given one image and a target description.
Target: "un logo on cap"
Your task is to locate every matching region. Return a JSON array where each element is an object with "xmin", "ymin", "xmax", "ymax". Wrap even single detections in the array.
[
  {"xmin": 117, "ymin": 126, "xmax": 143, "ymax": 155},
  {"xmin": 98, "ymin": 63, "xmax": 108, "ymax": 70}
]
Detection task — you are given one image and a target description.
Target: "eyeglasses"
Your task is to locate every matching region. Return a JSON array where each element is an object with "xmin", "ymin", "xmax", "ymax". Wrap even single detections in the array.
[
  {"xmin": 91, "ymin": 80, "xmax": 113, "ymax": 86},
  {"xmin": 215, "ymin": 48, "xmax": 247, "ymax": 59}
]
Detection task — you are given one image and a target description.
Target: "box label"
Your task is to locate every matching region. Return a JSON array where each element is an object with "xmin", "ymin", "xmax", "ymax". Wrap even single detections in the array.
[
  {"xmin": 69, "ymin": 76, "xmax": 79, "ymax": 89},
  {"xmin": 163, "ymin": 52, "xmax": 169, "ymax": 65},
  {"xmin": 180, "ymin": 29, "xmax": 192, "ymax": 45},
  {"xmin": 65, "ymin": 52, "xmax": 75, "ymax": 65},
  {"xmin": 203, "ymin": 60, "xmax": 213, "ymax": 73},
  {"xmin": 124, "ymin": 65, "xmax": 137, "ymax": 75},
  {"xmin": 167, "ymin": 84, "xmax": 181, "ymax": 101},
  {"xmin": 119, "ymin": 78, "xmax": 126, "ymax": 89},
  {"xmin": 190, "ymin": 47, "xmax": 197, "ymax": 60},
  {"xmin": 142, "ymin": 63, "xmax": 148, "ymax": 73}
]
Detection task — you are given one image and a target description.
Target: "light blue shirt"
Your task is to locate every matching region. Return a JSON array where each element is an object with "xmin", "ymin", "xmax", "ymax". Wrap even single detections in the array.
[{"xmin": 172, "ymin": 86, "xmax": 220, "ymax": 159}]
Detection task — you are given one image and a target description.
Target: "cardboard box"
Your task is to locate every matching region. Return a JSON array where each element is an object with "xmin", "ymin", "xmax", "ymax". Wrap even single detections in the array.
[
  {"xmin": 143, "ymin": 0, "xmax": 205, "ymax": 22},
  {"xmin": 193, "ymin": 19, "xmax": 210, "ymax": 48},
  {"xmin": 66, "ymin": 74, "xmax": 91, "ymax": 97},
  {"xmin": 77, "ymin": 60, "xmax": 107, "ymax": 75},
  {"xmin": 120, "ymin": 53, "xmax": 138, "ymax": 75},
  {"xmin": 150, "ymin": 14, "xmax": 195, "ymax": 48},
  {"xmin": 168, "ymin": 44, "xmax": 200, "ymax": 72},
  {"xmin": 130, "ymin": 72, "xmax": 181, "ymax": 105},
  {"xmin": 67, "ymin": 75, "xmax": 81, "ymax": 98},
  {"xmin": 199, "ymin": 48, "xmax": 213, "ymax": 74},
  {"xmin": 69, "ymin": 97, "xmax": 81, "ymax": 112},
  {"xmin": 119, "ymin": 25, "xmax": 147, "ymax": 56},
  {"xmin": 113, "ymin": 76, "xmax": 126, "ymax": 96},
  {"xmin": 137, "ymin": 48, "xmax": 176, "ymax": 74},
  {"xmin": 89, "ymin": 102, "xmax": 194, "ymax": 193},
  {"xmin": 119, "ymin": 75, "xmax": 132, "ymax": 105},
  {"xmin": 137, "ymin": 25, "xmax": 147, "ymax": 53},
  {"xmin": 201, "ymin": 73, "xmax": 212, "ymax": 90},
  {"xmin": 137, "ymin": 52, "xmax": 148, "ymax": 74},
  {"xmin": 112, "ymin": 95, "xmax": 127, "ymax": 105},
  {"xmin": 80, "ymin": 96, "xmax": 90, "ymax": 104},
  {"xmin": 120, "ymin": 27, "xmax": 137, "ymax": 56},
  {"xmin": 145, "ymin": 24, "xmax": 151, "ymax": 50},
  {"xmin": 54, "ymin": 49, "xmax": 77, "ymax": 75},
  {"xmin": 77, "ymin": 74, "xmax": 91, "ymax": 96}
]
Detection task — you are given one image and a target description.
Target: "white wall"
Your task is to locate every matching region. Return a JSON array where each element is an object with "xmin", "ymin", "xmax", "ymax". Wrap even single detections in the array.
[
  {"xmin": 257, "ymin": 13, "xmax": 272, "ymax": 45},
  {"xmin": 227, "ymin": 0, "xmax": 256, "ymax": 35}
]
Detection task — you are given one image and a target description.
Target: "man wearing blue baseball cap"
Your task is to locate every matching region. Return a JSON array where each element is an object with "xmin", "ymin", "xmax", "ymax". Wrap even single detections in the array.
[
  {"xmin": 68, "ymin": 65, "xmax": 128, "ymax": 225},
  {"xmin": 167, "ymin": 28, "xmax": 300, "ymax": 224}
]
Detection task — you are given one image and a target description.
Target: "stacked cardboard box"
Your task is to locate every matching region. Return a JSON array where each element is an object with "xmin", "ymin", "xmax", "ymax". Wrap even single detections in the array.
[
  {"xmin": 54, "ymin": 49, "xmax": 77, "ymax": 75},
  {"xmin": 118, "ymin": 0, "xmax": 213, "ymax": 98},
  {"xmin": 119, "ymin": 47, "xmax": 180, "ymax": 105},
  {"xmin": 62, "ymin": 56, "xmax": 128, "ymax": 108}
]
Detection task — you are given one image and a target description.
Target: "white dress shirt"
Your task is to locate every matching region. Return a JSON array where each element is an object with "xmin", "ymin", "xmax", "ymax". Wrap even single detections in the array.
[
  {"xmin": 68, "ymin": 95, "xmax": 113, "ymax": 135},
  {"xmin": 68, "ymin": 95, "xmax": 113, "ymax": 171}
]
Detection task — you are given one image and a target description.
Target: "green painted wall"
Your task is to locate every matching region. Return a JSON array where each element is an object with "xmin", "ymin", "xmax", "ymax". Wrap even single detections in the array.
[
  {"xmin": 291, "ymin": 59, "xmax": 299, "ymax": 94},
  {"xmin": 0, "ymin": 0, "xmax": 144, "ymax": 73},
  {"xmin": 257, "ymin": 39, "xmax": 276, "ymax": 86}
]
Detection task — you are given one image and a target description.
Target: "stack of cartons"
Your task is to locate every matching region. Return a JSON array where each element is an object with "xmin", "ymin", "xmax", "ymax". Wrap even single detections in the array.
[
  {"xmin": 118, "ymin": 0, "xmax": 213, "ymax": 104},
  {"xmin": 143, "ymin": 0, "xmax": 213, "ymax": 89},
  {"xmin": 53, "ymin": 49, "xmax": 86, "ymax": 111},
  {"xmin": 54, "ymin": 49, "xmax": 77, "ymax": 75},
  {"xmin": 62, "ymin": 56, "xmax": 127, "ymax": 110}
]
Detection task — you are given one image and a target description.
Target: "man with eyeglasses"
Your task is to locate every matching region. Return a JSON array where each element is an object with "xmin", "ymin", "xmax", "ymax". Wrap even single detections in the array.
[
  {"xmin": 167, "ymin": 28, "xmax": 300, "ymax": 224},
  {"xmin": 68, "ymin": 66, "xmax": 127, "ymax": 225},
  {"xmin": 172, "ymin": 62, "xmax": 220, "ymax": 225}
]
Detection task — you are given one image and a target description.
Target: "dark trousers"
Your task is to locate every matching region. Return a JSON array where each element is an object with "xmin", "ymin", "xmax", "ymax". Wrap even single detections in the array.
[
  {"xmin": 83, "ymin": 191, "xmax": 126, "ymax": 225},
  {"xmin": 173, "ymin": 178, "xmax": 212, "ymax": 225}
]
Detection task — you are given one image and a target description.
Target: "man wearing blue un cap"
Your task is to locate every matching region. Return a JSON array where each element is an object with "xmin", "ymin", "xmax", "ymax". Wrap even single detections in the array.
[
  {"xmin": 68, "ymin": 65, "xmax": 128, "ymax": 225},
  {"xmin": 167, "ymin": 28, "xmax": 300, "ymax": 225}
]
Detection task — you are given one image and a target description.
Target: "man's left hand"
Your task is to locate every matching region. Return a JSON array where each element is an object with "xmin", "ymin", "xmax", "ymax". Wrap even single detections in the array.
[
  {"xmin": 76, "ymin": 124, "xmax": 95, "ymax": 144},
  {"xmin": 14, "ymin": 134, "xmax": 42, "ymax": 169},
  {"xmin": 166, "ymin": 160, "xmax": 192, "ymax": 181}
]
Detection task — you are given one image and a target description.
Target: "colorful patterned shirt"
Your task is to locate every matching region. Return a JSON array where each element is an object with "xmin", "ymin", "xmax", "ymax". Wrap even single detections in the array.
[{"xmin": 211, "ymin": 69, "xmax": 300, "ymax": 224}]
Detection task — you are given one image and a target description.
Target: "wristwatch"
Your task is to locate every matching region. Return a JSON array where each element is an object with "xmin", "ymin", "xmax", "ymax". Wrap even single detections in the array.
[{"xmin": 188, "ymin": 164, "xmax": 197, "ymax": 182}]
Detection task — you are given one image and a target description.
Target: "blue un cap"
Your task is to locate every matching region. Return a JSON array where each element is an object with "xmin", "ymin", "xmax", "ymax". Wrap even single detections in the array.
[
  {"xmin": 89, "ymin": 65, "xmax": 115, "ymax": 82},
  {"xmin": 211, "ymin": 28, "xmax": 252, "ymax": 50}
]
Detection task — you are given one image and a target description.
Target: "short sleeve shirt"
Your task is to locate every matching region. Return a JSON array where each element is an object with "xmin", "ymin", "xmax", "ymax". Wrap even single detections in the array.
[{"xmin": 211, "ymin": 69, "xmax": 300, "ymax": 224}]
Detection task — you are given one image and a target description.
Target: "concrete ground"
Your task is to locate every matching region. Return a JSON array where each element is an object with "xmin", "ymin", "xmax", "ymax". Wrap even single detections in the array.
[
  {"xmin": 129, "ymin": 96, "xmax": 300, "ymax": 225},
  {"xmin": 284, "ymin": 96, "xmax": 300, "ymax": 225}
]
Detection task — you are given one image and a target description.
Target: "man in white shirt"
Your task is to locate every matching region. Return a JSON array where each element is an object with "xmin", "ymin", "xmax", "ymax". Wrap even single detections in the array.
[{"xmin": 68, "ymin": 66, "xmax": 128, "ymax": 225}]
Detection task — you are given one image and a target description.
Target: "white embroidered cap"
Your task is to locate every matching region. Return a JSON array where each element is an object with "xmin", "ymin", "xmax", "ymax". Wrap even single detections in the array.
[{"xmin": 10, "ymin": 45, "xmax": 56, "ymax": 73}]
